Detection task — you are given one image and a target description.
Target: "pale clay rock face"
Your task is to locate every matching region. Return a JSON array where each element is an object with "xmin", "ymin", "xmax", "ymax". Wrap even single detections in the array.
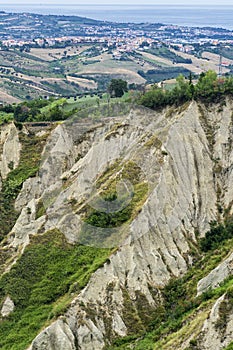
[
  {"xmin": 2, "ymin": 101, "xmax": 233, "ymax": 349},
  {"xmin": 198, "ymin": 294, "xmax": 233, "ymax": 350},
  {"xmin": 29, "ymin": 319, "xmax": 76, "ymax": 350},
  {"xmin": 1, "ymin": 296, "xmax": 15, "ymax": 317},
  {"xmin": 0, "ymin": 123, "xmax": 21, "ymax": 185},
  {"xmin": 197, "ymin": 252, "xmax": 233, "ymax": 296}
]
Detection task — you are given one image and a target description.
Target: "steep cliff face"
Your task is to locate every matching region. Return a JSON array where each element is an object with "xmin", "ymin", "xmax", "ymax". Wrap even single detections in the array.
[
  {"xmin": 1, "ymin": 99, "xmax": 233, "ymax": 350},
  {"xmin": 0, "ymin": 122, "xmax": 21, "ymax": 185}
]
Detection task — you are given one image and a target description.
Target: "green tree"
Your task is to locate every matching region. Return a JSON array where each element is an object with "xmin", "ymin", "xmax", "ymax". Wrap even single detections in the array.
[
  {"xmin": 139, "ymin": 85, "xmax": 165, "ymax": 109},
  {"xmin": 224, "ymin": 76, "xmax": 233, "ymax": 95},
  {"xmin": 195, "ymin": 70, "xmax": 218, "ymax": 101},
  {"xmin": 14, "ymin": 105, "xmax": 30, "ymax": 122},
  {"xmin": 108, "ymin": 79, "xmax": 128, "ymax": 98},
  {"xmin": 169, "ymin": 75, "xmax": 192, "ymax": 104}
]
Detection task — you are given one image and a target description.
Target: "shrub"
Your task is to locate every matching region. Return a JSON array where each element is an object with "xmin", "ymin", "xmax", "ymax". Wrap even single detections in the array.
[{"xmin": 200, "ymin": 220, "xmax": 233, "ymax": 252}]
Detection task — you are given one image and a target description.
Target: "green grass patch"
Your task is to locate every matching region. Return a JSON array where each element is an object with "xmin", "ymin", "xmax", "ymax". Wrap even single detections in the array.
[
  {"xmin": 225, "ymin": 341, "xmax": 233, "ymax": 349},
  {"xmin": 35, "ymin": 200, "xmax": 46, "ymax": 220},
  {"xmin": 78, "ymin": 160, "xmax": 148, "ymax": 246},
  {"xmin": 84, "ymin": 160, "xmax": 148, "ymax": 229},
  {"xmin": 0, "ymin": 229, "xmax": 112, "ymax": 350},
  {"xmin": 80, "ymin": 180, "xmax": 148, "ymax": 246}
]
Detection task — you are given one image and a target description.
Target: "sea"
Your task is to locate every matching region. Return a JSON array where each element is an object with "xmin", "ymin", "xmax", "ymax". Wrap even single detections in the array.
[{"xmin": 0, "ymin": 4, "xmax": 233, "ymax": 30}]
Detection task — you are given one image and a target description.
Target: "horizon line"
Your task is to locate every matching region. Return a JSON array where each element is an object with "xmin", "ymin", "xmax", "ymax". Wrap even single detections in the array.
[{"xmin": 0, "ymin": 3, "xmax": 233, "ymax": 6}]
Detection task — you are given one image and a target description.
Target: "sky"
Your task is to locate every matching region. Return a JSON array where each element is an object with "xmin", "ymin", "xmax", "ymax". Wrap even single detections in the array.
[{"xmin": 0, "ymin": 0, "xmax": 232, "ymax": 5}]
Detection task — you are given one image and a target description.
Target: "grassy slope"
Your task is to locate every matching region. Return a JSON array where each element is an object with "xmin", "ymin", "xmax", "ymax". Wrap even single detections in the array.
[{"xmin": 0, "ymin": 229, "xmax": 112, "ymax": 350}]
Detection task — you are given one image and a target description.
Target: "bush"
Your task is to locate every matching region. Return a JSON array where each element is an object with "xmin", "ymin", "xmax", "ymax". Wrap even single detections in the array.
[{"xmin": 200, "ymin": 220, "xmax": 233, "ymax": 252}]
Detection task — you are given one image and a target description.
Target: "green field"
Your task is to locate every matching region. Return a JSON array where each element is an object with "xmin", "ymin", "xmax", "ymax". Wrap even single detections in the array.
[{"xmin": 0, "ymin": 44, "xmax": 224, "ymax": 103}]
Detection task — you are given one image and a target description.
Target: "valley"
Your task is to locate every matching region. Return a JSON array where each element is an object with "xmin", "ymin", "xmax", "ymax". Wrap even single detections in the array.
[{"xmin": 0, "ymin": 8, "xmax": 233, "ymax": 350}]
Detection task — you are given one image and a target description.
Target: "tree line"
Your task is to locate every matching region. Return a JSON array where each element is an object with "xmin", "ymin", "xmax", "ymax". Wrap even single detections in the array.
[
  {"xmin": 138, "ymin": 70, "xmax": 233, "ymax": 110},
  {"xmin": 1, "ymin": 72, "xmax": 233, "ymax": 123}
]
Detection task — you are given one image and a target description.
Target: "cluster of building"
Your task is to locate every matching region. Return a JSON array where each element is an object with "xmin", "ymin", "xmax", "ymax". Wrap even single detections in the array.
[{"xmin": 0, "ymin": 11, "xmax": 233, "ymax": 54}]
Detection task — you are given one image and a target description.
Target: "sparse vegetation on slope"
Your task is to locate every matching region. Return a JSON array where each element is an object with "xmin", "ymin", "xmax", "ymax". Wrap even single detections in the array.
[
  {"xmin": 109, "ymin": 228, "xmax": 233, "ymax": 349},
  {"xmin": 0, "ymin": 129, "xmax": 48, "ymax": 242},
  {"xmin": 79, "ymin": 160, "xmax": 148, "ymax": 246}
]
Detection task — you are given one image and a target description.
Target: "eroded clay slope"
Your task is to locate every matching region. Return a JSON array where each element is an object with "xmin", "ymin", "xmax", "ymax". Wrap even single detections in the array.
[{"xmin": 1, "ymin": 99, "xmax": 233, "ymax": 349}]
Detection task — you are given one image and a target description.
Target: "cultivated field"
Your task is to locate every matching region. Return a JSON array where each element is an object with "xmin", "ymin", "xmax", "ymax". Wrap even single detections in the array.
[
  {"xmin": 0, "ymin": 44, "xmax": 230, "ymax": 103},
  {"xmin": 30, "ymin": 45, "xmax": 89, "ymax": 61}
]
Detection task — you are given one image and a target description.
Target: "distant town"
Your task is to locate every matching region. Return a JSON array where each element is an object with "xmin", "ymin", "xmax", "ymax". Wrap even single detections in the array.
[
  {"xmin": 0, "ymin": 11, "xmax": 232, "ymax": 103},
  {"xmin": 0, "ymin": 11, "xmax": 233, "ymax": 53}
]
